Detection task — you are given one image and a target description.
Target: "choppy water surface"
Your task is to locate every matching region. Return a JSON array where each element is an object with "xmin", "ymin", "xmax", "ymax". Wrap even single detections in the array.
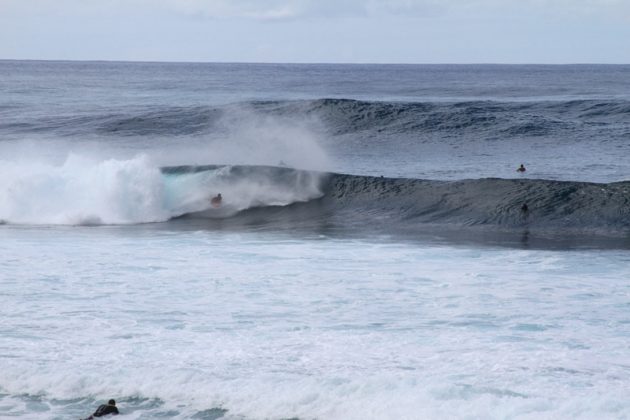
[{"xmin": 1, "ymin": 227, "xmax": 630, "ymax": 419}]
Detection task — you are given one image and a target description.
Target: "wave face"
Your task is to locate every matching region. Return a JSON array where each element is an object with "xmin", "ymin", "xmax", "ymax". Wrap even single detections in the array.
[
  {"xmin": 2, "ymin": 160, "xmax": 628, "ymax": 236},
  {"xmin": 168, "ymin": 166, "xmax": 630, "ymax": 238},
  {"xmin": 322, "ymin": 173, "xmax": 630, "ymax": 234}
]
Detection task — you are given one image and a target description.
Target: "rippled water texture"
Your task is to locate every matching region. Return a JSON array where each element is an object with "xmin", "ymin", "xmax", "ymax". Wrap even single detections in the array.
[{"xmin": 1, "ymin": 227, "xmax": 630, "ymax": 419}]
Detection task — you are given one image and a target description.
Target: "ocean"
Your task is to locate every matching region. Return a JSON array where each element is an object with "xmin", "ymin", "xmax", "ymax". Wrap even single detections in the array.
[{"xmin": 1, "ymin": 60, "xmax": 630, "ymax": 419}]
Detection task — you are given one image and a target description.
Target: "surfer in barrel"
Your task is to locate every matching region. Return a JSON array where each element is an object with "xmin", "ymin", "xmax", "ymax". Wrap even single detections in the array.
[{"xmin": 210, "ymin": 193, "xmax": 222, "ymax": 208}]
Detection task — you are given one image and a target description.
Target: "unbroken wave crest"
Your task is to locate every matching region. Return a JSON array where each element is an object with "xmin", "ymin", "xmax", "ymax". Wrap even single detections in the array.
[{"xmin": 2, "ymin": 98, "xmax": 629, "ymax": 138}]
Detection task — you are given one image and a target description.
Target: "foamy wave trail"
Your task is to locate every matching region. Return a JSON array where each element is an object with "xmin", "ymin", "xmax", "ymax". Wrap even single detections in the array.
[{"xmin": 0, "ymin": 157, "xmax": 324, "ymax": 225}]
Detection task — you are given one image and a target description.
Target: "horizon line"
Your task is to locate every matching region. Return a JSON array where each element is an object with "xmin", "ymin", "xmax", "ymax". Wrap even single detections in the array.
[{"xmin": 1, "ymin": 58, "xmax": 629, "ymax": 66}]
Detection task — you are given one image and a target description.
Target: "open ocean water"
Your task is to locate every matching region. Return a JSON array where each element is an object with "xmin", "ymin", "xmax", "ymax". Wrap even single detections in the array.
[{"xmin": 1, "ymin": 61, "xmax": 630, "ymax": 419}]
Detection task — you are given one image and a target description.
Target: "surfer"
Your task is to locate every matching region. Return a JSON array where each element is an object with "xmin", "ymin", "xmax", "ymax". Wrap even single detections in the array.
[
  {"xmin": 81, "ymin": 399, "xmax": 119, "ymax": 419},
  {"xmin": 517, "ymin": 164, "xmax": 526, "ymax": 173},
  {"xmin": 521, "ymin": 203, "xmax": 529, "ymax": 212},
  {"xmin": 211, "ymin": 193, "xmax": 222, "ymax": 208}
]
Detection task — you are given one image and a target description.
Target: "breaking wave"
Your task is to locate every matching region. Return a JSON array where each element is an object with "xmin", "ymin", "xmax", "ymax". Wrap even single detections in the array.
[
  {"xmin": 2, "ymin": 160, "xmax": 629, "ymax": 238},
  {"xmin": 0, "ymin": 158, "xmax": 324, "ymax": 225},
  {"xmin": 172, "ymin": 165, "xmax": 630, "ymax": 238}
]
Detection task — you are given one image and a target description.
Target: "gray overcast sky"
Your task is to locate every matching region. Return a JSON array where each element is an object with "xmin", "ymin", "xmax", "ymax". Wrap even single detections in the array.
[{"xmin": 1, "ymin": 0, "xmax": 629, "ymax": 63}]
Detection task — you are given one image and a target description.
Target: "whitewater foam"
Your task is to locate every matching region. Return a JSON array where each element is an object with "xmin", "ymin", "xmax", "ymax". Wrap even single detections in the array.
[
  {"xmin": 1, "ymin": 228, "xmax": 629, "ymax": 419},
  {"xmin": 0, "ymin": 157, "xmax": 325, "ymax": 225},
  {"xmin": 0, "ymin": 155, "xmax": 167, "ymax": 225}
]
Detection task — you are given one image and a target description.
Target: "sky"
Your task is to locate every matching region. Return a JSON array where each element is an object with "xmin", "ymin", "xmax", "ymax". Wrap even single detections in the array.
[{"xmin": 1, "ymin": 0, "xmax": 629, "ymax": 63}]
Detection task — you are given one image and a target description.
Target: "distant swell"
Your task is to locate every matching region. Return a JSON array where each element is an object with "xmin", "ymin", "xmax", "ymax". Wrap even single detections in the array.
[
  {"xmin": 168, "ymin": 165, "xmax": 630, "ymax": 237},
  {"xmin": 3, "ymin": 98, "xmax": 629, "ymax": 138},
  {"xmin": 288, "ymin": 98, "xmax": 630, "ymax": 136}
]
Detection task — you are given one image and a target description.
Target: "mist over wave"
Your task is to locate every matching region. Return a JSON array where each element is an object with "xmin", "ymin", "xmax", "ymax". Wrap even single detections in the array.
[
  {"xmin": 0, "ymin": 103, "xmax": 333, "ymax": 175},
  {"xmin": 0, "ymin": 158, "xmax": 324, "ymax": 225}
]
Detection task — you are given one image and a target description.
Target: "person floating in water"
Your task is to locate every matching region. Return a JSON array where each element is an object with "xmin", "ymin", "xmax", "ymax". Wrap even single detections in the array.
[
  {"xmin": 210, "ymin": 193, "xmax": 222, "ymax": 208},
  {"xmin": 521, "ymin": 203, "xmax": 529, "ymax": 212},
  {"xmin": 517, "ymin": 164, "xmax": 526, "ymax": 173},
  {"xmin": 81, "ymin": 399, "xmax": 119, "ymax": 419}
]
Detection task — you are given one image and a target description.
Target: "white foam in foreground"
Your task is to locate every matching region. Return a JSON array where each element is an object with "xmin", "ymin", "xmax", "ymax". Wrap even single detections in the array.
[{"xmin": 0, "ymin": 227, "xmax": 629, "ymax": 419}]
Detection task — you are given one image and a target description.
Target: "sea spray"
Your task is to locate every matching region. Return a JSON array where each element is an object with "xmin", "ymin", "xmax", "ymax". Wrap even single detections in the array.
[
  {"xmin": 0, "ymin": 157, "xmax": 326, "ymax": 225},
  {"xmin": 0, "ymin": 155, "xmax": 168, "ymax": 225}
]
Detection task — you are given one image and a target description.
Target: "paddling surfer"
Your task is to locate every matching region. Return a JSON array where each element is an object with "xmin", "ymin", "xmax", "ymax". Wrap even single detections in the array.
[{"xmin": 81, "ymin": 399, "xmax": 119, "ymax": 419}]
